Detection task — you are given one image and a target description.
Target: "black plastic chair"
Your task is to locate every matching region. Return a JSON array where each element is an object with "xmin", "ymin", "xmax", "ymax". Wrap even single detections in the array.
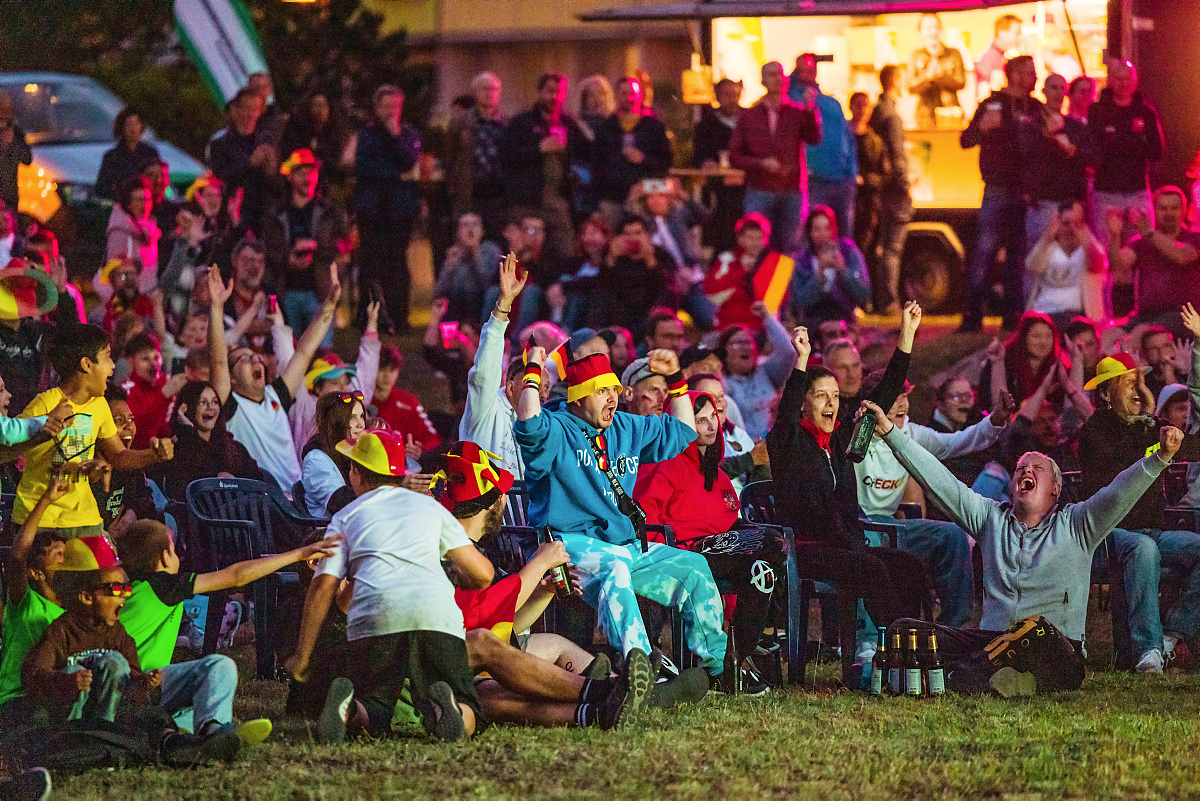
[
  {"xmin": 185, "ymin": 477, "xmax": 329, "ymax": 679},
  {"xmin": 502, "ymin": 481, "xmax": 531, "ymax": 527}
]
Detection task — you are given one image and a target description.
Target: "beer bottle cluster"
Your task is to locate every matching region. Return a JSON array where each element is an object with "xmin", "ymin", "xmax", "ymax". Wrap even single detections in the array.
[{"xmin": 870, "ymin": 627, "xmax": 945, "ymax": 698}]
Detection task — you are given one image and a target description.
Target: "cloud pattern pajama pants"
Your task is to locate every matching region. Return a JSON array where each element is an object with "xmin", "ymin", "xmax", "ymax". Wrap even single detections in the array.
[{"xmin": 560, "ymin": 533, "xmax": 728, "ymax": 673}]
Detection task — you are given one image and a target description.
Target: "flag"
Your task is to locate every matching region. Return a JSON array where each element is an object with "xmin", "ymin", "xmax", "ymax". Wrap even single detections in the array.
[
  {"xmin": 174, "ymin": 0, "xmax": 270, "ymax": 107},
  {"xmin": 524, "ymin": 341, "xmax": 568, "ymax": 381}
]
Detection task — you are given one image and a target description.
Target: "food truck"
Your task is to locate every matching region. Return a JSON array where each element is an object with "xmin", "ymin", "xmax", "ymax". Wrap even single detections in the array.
[{"xmin": 583, "ymin": 1, "xmax": 1117, "ymax": 312}]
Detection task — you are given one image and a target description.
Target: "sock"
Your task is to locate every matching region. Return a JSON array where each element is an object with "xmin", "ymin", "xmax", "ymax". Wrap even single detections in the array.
[
  {"xmin": 579, "ymin": 677, "xmax": 615, "ymax": 704},
  {"xmin": 571, "ymin": 702, "xmax": 599, "ymax": 728}
]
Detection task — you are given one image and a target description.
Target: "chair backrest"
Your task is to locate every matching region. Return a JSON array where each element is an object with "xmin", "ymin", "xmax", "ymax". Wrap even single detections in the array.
[
  {"xmin": 1060, "ymin": 471, "xmax": 1083, "ymax": 504},
  {"xmin": 739, "ymin": 480, "xmax": 777, "ymax": 526},
  {"xmin": 503, "ymin": 480, "xmax": 531, "ymax": 527},
  {"xmin": 186, "ymin": 478, "xmax": 276, "ymax": 572},
  {"xmin": 291, "ymin": 480, "xmax": 309, "ymax": 516},
  {"xmin": 1165, "ymin": 462, "xmax": 1190, "ymax": 507}
]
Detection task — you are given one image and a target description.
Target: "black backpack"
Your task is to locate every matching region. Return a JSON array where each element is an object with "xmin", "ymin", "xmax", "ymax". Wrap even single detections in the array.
[{"xmin": 3, "ymin": 719, "xmax": 159, "ymax": 775}]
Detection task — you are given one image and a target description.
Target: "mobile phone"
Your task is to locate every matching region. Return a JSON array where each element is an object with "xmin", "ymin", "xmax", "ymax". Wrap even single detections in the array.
[
  {"xmin": 440, "ymin": 321, "xmax": 460, "ymax": 349},
  {"xmin": 268, "ymin": 294, "xmax": 278, "ymax": 315},
  {"xmin": 170, "ymin": 357, "xmax": 186, "ymax": 375}
]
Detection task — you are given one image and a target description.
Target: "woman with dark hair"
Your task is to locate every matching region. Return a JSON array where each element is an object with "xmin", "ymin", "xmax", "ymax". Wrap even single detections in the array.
[
  {"xmin": 95, "ymin": 108, "xmax": 161, "ymax": 202},
  {"xmin": 787, "ymin": 204, "xmax": 871, "ymax": 325},
  {"xmin": 713, "ymin": 304, "xmax": 796, "ymax": 441},
  {"xmin": 105, "ymin": 175, "xmax": 162, "ymax": 294},
  {"xmin": 301, "ymin": 390, "xmax": 368, "ymax": 518},
  {"xmin": 147, "ymin": 381, "xmax": 265, "ymax": 503},
  {"xmin": 634, "ymin": 391, "xmax": 785, "ymax": 692},
  {"xmin": 979, "ymin": 311, "xmax": 1090, "ymax": 419}
]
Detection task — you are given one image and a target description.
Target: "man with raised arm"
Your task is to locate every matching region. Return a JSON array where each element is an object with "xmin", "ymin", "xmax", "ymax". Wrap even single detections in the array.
[
  {"xmin": 513, "ymin": 342, "xmax": 732, "ymax": 689},
  {"xmin": 206, "ymin": 263, "xmax": 340, "ymax": 493},
  {"xmin": 860, "ymin": 395, "xmax": 1184, "ymax": 696}
]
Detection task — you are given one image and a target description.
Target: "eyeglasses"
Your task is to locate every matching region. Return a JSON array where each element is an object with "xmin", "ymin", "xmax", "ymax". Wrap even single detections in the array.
[
  {"xmin": 335, "ymin": 391, "xmax": 365, "ymax": 404},
  {"xmin": 943, "ymin": 392, "xmax": 975, "ymax": 403},
  {"xmin": 92, "ymin": 582, "xmax": 133, "ymax": 598}
]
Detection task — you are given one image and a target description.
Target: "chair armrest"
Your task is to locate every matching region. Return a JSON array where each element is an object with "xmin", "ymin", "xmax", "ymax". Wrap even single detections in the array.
[
  {"xmin": 265, "ymin": 481, "xmax": 332, "ymax": 527},
  {"xmin": 645, "ymin": 524, "xmax": 675, "ymax": 549},
  {"xmin": 860, "ymin": 518, "xmax": 898, "ymax": 549}
]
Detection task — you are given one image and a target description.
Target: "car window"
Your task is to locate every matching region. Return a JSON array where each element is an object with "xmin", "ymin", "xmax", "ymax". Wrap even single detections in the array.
[{"xmin": 0, "ymin": 81, "xmax": 123, "ymax": 146}]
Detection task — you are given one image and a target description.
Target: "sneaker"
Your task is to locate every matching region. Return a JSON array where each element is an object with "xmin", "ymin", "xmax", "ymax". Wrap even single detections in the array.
[
  {"xmin": 1136, "ymin": 648, "xmax": 1165, "ymax": 674},
  {"xmin": 989, "ymin": 666, "xmax": 1037, "ymax": 698},
  {"xmin": 417, "ymin": 681, "xmax": 466, "ymax": 743},
  {"xmin": 711, "ymin": 666, "xmax": 770, "ymax": 696},
  {"xmin": 317, "ymin": 677, "xmax": 355, "ymax": 745},
  {"xmin": 651, "ymin": 648, "xmax": 679, "ymax": 680},
  {"xmin": 2, "ymin": 767, "xmax": 51, "ymax": 801},
  {"xmin": 236, "ymin": 718, "xmax": 273, "ymax": 747},
  {"xmin": 584, "ymin": 653, "xmax": 612, "ymax": 680},
  {"xmin": 162, "ymin": 730, "xmax": 242, "ymax": 767},
  {"xmin": 602, "ymin": 647, "xmax": 655, "ymax": 731},
  {"xmin": 646, "ymin": 666, "xmax": 710, "ymax": 708}
]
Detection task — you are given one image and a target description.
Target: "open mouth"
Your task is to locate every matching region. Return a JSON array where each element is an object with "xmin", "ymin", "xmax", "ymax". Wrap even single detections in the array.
[
  {"xmin": 120, "ymin": 435, "xmax": 133, "ymax": 446},
  {"xmin": 1018, "ymin": 475, "xmax": 1036, "ymax": 493}
]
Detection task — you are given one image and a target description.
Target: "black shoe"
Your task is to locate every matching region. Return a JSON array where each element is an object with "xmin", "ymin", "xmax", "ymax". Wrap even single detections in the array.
[
  {"xmin": 317, "ymin": 677, "xmax": 355, "ymax": 745},
  {"xmin": 806, "ymin": 641, "xmax": 841, "ymax": 664},
  {"xmin": 650, "ymin": 647, "xmax": 679, "ymax": 680},
  {"xmin": 711, "ymin": 666, "xmax": 770, "ymax": 696},
  {"xmin": 646, "ymin": 666, "xmax": 710, "ymax": 708},
  {"xmin": 161, "ymin": 730, "xmax": 241, "ymax": 767},
  {"xmin": 417, "ymin": 681, "xmax": 466, "ymax": 743},
  {"xmin": 1, "ymin": 767, "xmax": 51, "ymax": 801},
  {"xmin": 749, "ymin": 646, "xmax": 782, "ymax": 688}
]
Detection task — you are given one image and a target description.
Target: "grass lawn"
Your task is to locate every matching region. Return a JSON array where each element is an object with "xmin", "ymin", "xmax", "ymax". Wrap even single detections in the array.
[{"xmin": 53, "ymin": 599, "xmax": 1200, "ymax": 801}]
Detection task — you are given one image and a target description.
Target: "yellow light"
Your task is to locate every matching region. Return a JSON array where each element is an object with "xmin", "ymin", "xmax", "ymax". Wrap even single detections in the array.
[
  {"xmin": 24, "ymin": 83, "xmax": 38, "ymax": 93},
  {"xmin": 36, "ymin": 168, "xmax": 43, "ymax": 177}
]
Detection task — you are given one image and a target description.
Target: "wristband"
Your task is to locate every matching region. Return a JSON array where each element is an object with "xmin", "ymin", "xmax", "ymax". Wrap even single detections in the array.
[
  {"xmin": 523, "ymin": 364, "xmax": 542, "ymax": 383},
  {"xmin": 496, "ymin": 304, "xmax": 512, "ymax": 315},
  {"xmin": 665, "ymin": 370, "xmax": 687, "ymax": 398}
]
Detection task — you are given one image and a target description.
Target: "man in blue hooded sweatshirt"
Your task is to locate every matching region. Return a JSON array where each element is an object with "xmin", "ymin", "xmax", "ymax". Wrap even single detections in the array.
[{"xmin": 514, "ymin": 346, "xmax": 729, "ymax": 685}]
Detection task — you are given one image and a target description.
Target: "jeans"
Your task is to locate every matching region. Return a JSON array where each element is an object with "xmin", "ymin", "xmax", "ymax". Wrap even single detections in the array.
[
  {"xmin": 1098, "ymin": 527, "xmax": 1200, "ymax": 656},
  {"xmin": 359, "ymin": 215, "xmax": 415, "ymax": 332},
  {"xmin": 562, "ymin": 534, "xmax": 728, "ymax": 673},
  {"xmin": 281, "ymin": 290, "xmax": 331, "ymax": 348},
  {"xmin": 744, "ymin": 187, "xmax": 805, "ymax": 255},
  {"xmin": 808, "ymin": 176, "xmax": 857, "ymax": 240},
  {"xmin": 160, "ymin": 654, "xmax": 238, "ymax": 734},
  {"xmin": 64, "ymin": 651, "xmax": 130, "ymax": 722},
  {"xmin": 872, "ymin": 189, "xmax": 913, "ymax": 310},
  {"xmin": 963, "ymin": 184, "xmax": 1027, "ymax": 329}
]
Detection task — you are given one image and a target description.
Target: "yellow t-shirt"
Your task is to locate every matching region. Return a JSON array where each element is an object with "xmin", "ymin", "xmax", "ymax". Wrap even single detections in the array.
[{"xmin": 14, "ymin": 389, "xmax": 117, "ymax": 528}]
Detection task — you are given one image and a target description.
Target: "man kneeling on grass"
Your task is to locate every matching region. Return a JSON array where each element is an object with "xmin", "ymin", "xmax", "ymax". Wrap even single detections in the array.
[
  {"xmin": 434, "ymin": 442, "xmax": 709, "ymax": 730},
  {"xmin": 859, "ymin": 398, "xmax": 1184, "ymax": 696},
  {"xmin": 285, "ymin": 430, "xmax": 495, "ymax": 743}
]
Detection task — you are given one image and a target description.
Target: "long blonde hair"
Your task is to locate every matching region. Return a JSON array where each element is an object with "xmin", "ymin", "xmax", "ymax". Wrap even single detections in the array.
[{"xmin": 579, "ymin": 75, "xmax": 615, "ymax": 117}]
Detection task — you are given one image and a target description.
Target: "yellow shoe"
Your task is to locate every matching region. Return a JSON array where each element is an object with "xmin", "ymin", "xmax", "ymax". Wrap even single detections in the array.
[{"xmin": 236, "ymin": 718, "xmax": 273, "ymax": 747}]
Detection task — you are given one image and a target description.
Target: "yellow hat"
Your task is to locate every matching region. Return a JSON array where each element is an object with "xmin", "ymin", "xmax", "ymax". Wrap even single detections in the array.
[
  {"xmin": 304, "ymin": 355, "xmax": 356, "ymax": 391},
  {"xmin": 1083, "ymin": 353, "xmax": 1145, "ymax": 391},
  {"xmin": 336, "ymin": 430, "xmax": 408, "ymax": 477}
]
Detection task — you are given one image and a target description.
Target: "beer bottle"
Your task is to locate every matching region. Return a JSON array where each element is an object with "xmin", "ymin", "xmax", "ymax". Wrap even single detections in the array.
[
  {"xmin": 887, "ymin": 630, "xmax": 903, "ymax": 696},
  {"xmin": 539, "ymin": 527, "xmax": 573, "ymax": 598},
  {"xmin": 925, "ymin": 632, "xmax": 946, "ymax": 696},
  {"xmin": 905, "ymin": 629, "xmax": 922, "ymax": 697},
  {"xmin": 870, "ymin": 629, "xmax": 887, "ymax": 696},
  {"xmin": 846, "ymin": 407, "xmax": 876, "ymax": 463}
]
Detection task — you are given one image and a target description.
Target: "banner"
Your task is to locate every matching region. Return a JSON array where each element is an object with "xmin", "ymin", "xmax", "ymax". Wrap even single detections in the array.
[{"xmin": 174, "ymin": 0, "xmax": 270, "ymax": 106}]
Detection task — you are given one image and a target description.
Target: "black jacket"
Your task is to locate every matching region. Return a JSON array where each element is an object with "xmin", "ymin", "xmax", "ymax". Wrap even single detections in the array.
[
  {"xmin": 767, "ymin": 348, "xmax": 910, "ymax": 548},
  {"xmin": 593, "ymin": 114, "xmax": 673, "ymax": 203},
  {"xmin": 499, "ymin": 108, "xmax": 589, "ymax": 208},
  {"xmin": 1088, "ymin": 88, "xmax": 1163, "ymax": 194},
  {"xmin": 1079, "ymin": 407, "xmax": 1199, "ymax": 531},
  {"xmin": 692, "ymin": 110, "xmax": 737, "ymax": 167},
  {"xmin": 353, "ymin": 122, "xmax": 422, "ymax": 223},
  {"xmin": 960, "ymin": 91, "xmax": 1046, "ymax": 191},
  {"xmin": 95, "ymin": 141, "xmax": 161, "ymax": 201}
]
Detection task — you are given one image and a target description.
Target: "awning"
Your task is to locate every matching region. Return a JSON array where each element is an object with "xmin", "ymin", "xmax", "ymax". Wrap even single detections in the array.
[{"xmin": 580, "ymin": 0, "xmax": 1034, "ymax": 23}]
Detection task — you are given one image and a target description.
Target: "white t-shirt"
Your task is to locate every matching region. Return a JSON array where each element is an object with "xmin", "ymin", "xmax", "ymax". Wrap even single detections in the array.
[
  {"xmin": 316, "ymin": 485, "xmax": 471, "ymax": 641},
  {"xmin": 226, "ymin": 380, "xmax": 301, "ymax": 492},
  {"xmin": 1028, "ymin": 242, "xmax": 1086, "ymax": 315}
]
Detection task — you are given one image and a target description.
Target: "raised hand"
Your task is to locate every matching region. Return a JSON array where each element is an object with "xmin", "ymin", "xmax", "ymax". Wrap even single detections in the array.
[
  {"xmin": 985, "ymin": 337, "xmax": 1005, "ymax": 362},
  {"xmin": 207, "ymin": 265, "xmax": 233, "ymax": 307},
  {"xmin": 526, "ymin": 345, "xmax": 547, "ymax": 369},
  {"xmin": 901, "ymin": 300, "xmax": 922, "ymax": 334},
  {"xmin": 324, "ymin": 263, "xmax": 342, "ymax": 308},
  {"xmin": 42, "ymin": 471, "xmax": 72, "ymax": 503},
  {"xmin": 498, "ymin": 252, "xmax": 527, "ymax": 306},
  {"xmin": 404, "ymin": 433, "xmax": 422, "ymax": 461},
  {"xmin": 991, "ymin": 390, "xmax": 1017, "ymax": 426},
  {"xmin": 858, "ymin": 399, "xmax": 894, "ymax": 436},
  {"xmin": 791, "ymin": 326, "xmax": 811, "ymax": 361},
  {"xmin": 1171, "ymin": 338, "xmax": 1193, "ymax": 373},
  {"xmin": 1182, "ymin": 303, "xmax": 1200, "ymax": 339},
  {"xmin": 366, "ymin": 300, "xmax": 380, "ymax": 333},
  {"xmin": 1160, "ymin": 425, "xmax": 1184, "ymax": 461},
  {"xmin": 431, "ymin": 297, "xmax": 449, "ymax": 322},
  {"xmin": 150, "ymin": 437, "xmax": 175, "ymax": 463},
  {"xmin": 646, "ymin": 348, "xmax": 680, "ymax": 376}
]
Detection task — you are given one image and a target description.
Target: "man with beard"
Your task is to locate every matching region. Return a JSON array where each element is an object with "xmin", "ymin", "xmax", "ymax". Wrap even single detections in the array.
[
  {"xmin": 514, "ymin": 346, "xmax": 728, "ymax": 688},
  {"xmin": 1080, "ymin": 320, "xmax": 1200, "ymax": 673}
]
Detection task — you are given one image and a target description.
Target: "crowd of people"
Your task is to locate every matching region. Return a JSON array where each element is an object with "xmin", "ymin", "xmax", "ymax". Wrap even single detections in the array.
[{"xmin": 0, "ymin": 41, "xmax": 1198, "ymax": 793}]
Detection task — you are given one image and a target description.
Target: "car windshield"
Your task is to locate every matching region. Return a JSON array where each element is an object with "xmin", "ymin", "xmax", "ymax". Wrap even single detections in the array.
[{"xmin": 0, "ymin": 80, "xmax": 124, "ymax": 146}]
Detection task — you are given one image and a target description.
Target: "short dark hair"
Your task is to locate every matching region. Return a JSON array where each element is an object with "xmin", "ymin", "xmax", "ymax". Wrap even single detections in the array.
[
  {"xmin": 1004, "ymin": 55, "xmax": 1034, "ymax": 81},
  {"xmin": 380, "ymin": 344, "xmax": 403, "ymax": 372},
  {"xmin": 230, "ymin": 87, "xmax": 257, "ymax": 109},
  {"xmin": 936, "ymin": 374, "xmax": 975, "ymax": 402},
  {"xmin": 450, "ymin": 488, "xmax": 501, "ymax": 521},
  {"xmin": 714, "ymin": 78, "xmax": 740, "ymax": 93},
  {"xmin": 119, "ymin": 176, "xmax": 153, "ymax": 211},
  {"xmin": 114, "ymin": 520, "xmax": 173, "ymax": 581},
  {"xmin": 122, "ymin": 331, "xmax": 161, "ymax": 360},
  {"xmin": 879, "ymin": 65, "xmax": 899, "ymax": 92},
  {"xmin": 861, "ymin": 369, "xmax": 912, "ymax": 400},
  {"xmin": 104, "ymin": 384, "xmax": 129, "ymax": 403},
  {"xmin": 231, "ymin": 236, "xmax": 265, "ymax": 261},
  {"xmin": 51, "ymin": 569, "xmax": 100, "ymax": 613},
  {"xmin": 48, "ymin": 324, "xmax": 109, "ymax": 381},
  {"xmin": 646, "ymin": 308, "xmax": 678, "ymax": 339},
  {"xmin": 350, "ymin": 461, "xmax": 407, "ymax": 492},
  {"xmin": 688, "ymin": 372, "xmax": 721, "ymax": 389},
  {"xmin": 619, "ymin": 214, "xmax": 647, "ymax": 234},
  {"xmin": 806, "ymin": 366, "xmax": 837, "ymax": 387},
  {"xmin": 506, "ymin": 358, "xmax": 528, "ymax": 384},
  {"xmin": 1067, "ymin": 75, "xmax": 1094, "ymax": 95},
  {"xmin": 1141, "ymin": 325, "xmax": 1172, "ymax": 353},
  {"xmin": 451, "ymin": 94, "xmax": 476, "ymax": 111},
  {"xmin": 1063, "ymin": 316, "xmax": 1098, "ymax": 341},
  {"xmin": 538, "ymin": 73, "xmax": 566, "ymax": 91}
]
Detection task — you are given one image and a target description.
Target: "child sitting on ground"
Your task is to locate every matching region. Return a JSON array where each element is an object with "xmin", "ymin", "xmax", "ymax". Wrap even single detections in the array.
[
  {"xmin": 285, "ymin": 429, "xmax": 494, "ymax": 744},
  {"xmin": 113, "ymin": 519, "xmax": 340, "ymax": 745}
]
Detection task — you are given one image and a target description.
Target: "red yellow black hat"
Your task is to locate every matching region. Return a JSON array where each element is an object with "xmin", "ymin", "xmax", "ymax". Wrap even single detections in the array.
[
  {"xmin": 59, "ymin": 535, "xmax": 122, "ymax": 572},
  {"xmin": 184, "ymin": 173, "xmax": 222, "ymax": 203},
  {"xmin": 336, "ymin": 430, "xmax": 409, "ymax": 477},
  {"xmin": 0, "ymin": 262, "xmax": 59, "ymax": 320},
  {"xmin": 430, "ymin": 441, "xmax": 514, "ymax": 511},
  {"xmin": 565, "ymin": 353, "xmax": 621, "ymax": 404},
  {"xmin": 281, "ymin": 149, "xmax": 320, "ymax": 176}
]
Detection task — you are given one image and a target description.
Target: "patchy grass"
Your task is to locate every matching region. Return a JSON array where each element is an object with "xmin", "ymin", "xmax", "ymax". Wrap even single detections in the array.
[{"xmin": 51, "ymin": 597, "xmax": 1200, "ymax": 801}]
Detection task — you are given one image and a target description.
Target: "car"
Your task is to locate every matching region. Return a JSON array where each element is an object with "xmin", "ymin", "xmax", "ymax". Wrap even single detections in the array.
[{"xmin": 0, "ymin": 72, "xmax": 205, "ymax": 274}]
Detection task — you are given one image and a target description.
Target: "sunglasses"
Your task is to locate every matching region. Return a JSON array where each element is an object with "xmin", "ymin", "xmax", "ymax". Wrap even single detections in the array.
[
  {"xmin": 335, "ymin": 391, "xmax": 365, "ymax": 404},
  {"xmin": 92, "ymin": 582, "xmax": 133, "ymax": 598}
]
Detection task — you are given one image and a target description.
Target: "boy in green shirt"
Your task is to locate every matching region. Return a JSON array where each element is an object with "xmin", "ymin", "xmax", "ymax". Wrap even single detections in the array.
[
  {"xmin": 114, "ymin": 519, "xmax": 340, "ymax": 743},
  {"xmin": 14, "ymin": 324, "xmax": 174, "ymax": 538}
]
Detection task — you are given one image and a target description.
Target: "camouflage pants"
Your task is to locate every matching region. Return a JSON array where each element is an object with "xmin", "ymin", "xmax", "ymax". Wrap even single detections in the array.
[{"xmin": 561, "ymin": 534, "xmax": 728, "ymax": 673}]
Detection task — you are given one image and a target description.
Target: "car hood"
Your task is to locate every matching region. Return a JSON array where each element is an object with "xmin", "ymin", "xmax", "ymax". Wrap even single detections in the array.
[{"xmin": 31, "ymin": 141, "xmax": 205, "ymax": 187}]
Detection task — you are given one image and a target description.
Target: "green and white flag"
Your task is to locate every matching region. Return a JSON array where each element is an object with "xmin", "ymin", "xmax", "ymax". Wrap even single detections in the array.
[{"xmin": 174, "ymin": 0, "xmax": 269, "ymax": 106}]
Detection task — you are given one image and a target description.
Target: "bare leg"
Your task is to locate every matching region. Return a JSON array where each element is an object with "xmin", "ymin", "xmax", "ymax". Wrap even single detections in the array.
[
  {"xmin": 524, "ymin": 633, "xmax": 602, "ymax": 674},
  {"xmin": 466, "ymin": 629, "xmax": 585, "ymax": 702},
  {"xmin": 475, "ymin": 679, "xmax": 577, "ymax": 727}
]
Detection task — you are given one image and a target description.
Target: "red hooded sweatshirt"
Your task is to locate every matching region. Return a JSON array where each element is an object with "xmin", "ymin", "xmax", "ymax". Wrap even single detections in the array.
[{"xmin": 634, "ymin": 435, "xmax": 740, "ymax": 546}]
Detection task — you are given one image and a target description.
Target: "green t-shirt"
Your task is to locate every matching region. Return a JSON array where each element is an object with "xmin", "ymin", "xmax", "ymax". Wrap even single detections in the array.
[
  {"xmin": 0, "ymin": 589, "xmax": 64, "ymax": 705},
  {"xmin": 122, "ymin": 572, "xmax": 196, "ymax": 671}
]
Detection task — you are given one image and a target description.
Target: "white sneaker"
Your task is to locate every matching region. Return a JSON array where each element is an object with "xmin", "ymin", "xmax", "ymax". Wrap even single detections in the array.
[
  {"xmin": 854, "ymin": 640, "xmax": 877, "ymax": 665},
  {"xmin": 1136, "ymin": 648, "xmax": 1164, "ymax": 674}
]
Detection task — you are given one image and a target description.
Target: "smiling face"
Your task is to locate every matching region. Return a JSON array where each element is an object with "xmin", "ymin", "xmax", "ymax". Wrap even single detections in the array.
[
  {"xmin": 937, "ymin": 377, "xmax": 976, "ymax": 426},
  {"xmin": 1024, "ymin": 321, "xmax": 1055, "ymax": 363},
  {"xmin": 195, "ymin": 386, "xmax": 221, "ymax": 434},
  {"xmin": 886, "ymin": 392, "xmax": 910, "ymax": 428},
  {"xmin": 84, "ymin": 566, "xmax": 131, "ymax": 627},
  {"xmin": 571, "ymin": 385, "xmax": 620, "ymax": 430},
  {"xmin": 1010, "ymin": 452, "xmax": 1061, "ymax": 520},
  {"xmin": 110, "ymin": 399, "xmax": 137, "ymax": 447},
  {"xmin": 84, "ymin": 345, "xmax": 116, "ymax": 397},
  {"xmin": 692, "ymin": 377, "xmax": 728, "ymax": 426},
  {"xmin": 229, "ymin": 348, "xmax": 266, "ymax": 395},
  {"xmin": 803, "ymin": 375, "xmax": 840, "ymax": 433},
  {"xmin": 1100, "ymin": 371, "xmax": 1143, "ymax": 421},
  {"xmin": 131, "ymin": 346, "xmax": 161, "ymax": 383},
  {"xmin": 1141, "ymin": 331, "xmax": 1172, "ymax": 368}
]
